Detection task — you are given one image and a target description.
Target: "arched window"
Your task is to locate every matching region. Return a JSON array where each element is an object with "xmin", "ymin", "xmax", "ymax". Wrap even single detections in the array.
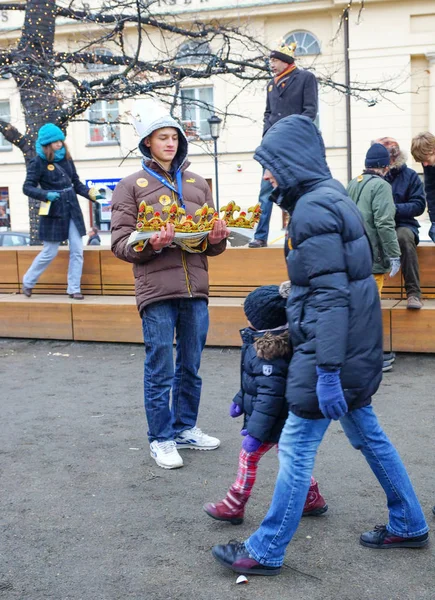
[
  {"xmin": 284, "ymin": 31, "xmax": 321, "ymax": 56},
  {"xmin": 175, "ymin": 41, "xmax": 212, "ymax": 66},
  {"xmin": 86, "ymin": 48, "xmax": 116, "ymax": 72}
]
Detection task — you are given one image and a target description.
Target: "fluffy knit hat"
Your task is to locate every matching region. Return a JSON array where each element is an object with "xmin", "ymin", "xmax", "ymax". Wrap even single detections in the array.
[
  {"xmin": 37, "ymin": 123, "xmax": 65, "ymax": 146},
  {"xmin": 130, "ymin": 98, "xmax": 188, "ymax": 161},
  {"xmin": 270, "ymin": 42, "xmax": 297, "ymax": 65},
  {"xmin": 244, "ymin": 285, "xmax": 287, "ymax": 331},
  {"xmin": 365, "ymin": 143, "xmax": 390, "ymax": 169},
  {"xmin": 374, "ymin": 137, "xmax": 401, "ymax": 164}
]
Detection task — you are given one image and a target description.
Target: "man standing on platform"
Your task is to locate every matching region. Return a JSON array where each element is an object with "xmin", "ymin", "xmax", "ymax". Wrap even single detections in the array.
[{"xmin": 249, "ymin": 41, "xmax": 318, "ymax": 248}]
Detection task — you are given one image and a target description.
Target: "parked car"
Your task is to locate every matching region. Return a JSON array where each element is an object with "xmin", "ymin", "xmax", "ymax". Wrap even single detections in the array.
[{"xmin": 0, "ymin": 231, "xmax": 30, "ymax": 246}]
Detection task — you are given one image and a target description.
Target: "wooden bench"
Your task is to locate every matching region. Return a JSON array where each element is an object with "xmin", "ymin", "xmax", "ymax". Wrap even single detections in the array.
[{"xmin": 1, "ymin": 245, "xmax": 435, "ymax": 351}]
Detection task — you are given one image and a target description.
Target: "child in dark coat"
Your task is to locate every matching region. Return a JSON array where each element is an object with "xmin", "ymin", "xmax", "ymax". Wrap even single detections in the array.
[{"xmin": 204, "ymin": 284, "xmax": 327, "ymax": 524}]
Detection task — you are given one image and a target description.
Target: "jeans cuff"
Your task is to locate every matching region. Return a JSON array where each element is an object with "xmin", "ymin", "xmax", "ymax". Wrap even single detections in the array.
[
  {"xmin": 244, "ymin": 539, "xmax": 284, "ymax": 568},
  {"xmin": 387, "ymin": 524, "xmax": 430, "ymax": 538}
]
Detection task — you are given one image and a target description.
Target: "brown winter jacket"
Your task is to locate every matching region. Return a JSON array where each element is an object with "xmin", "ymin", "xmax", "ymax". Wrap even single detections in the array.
[{"xmin": 111, "ymin": 159, "xmax": 227, "ymax": 315}]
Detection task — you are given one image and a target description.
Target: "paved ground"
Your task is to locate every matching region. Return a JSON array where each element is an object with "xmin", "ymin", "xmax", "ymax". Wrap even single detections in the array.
[{"xmin": 1, "ymin": 339, "xmax": 434, "ymax": 600}]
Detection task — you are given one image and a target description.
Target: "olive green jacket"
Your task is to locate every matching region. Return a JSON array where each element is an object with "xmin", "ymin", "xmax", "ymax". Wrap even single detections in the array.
[{"xmin": 347, "ymin": 173, "xmax": 400, "ymax": 274}]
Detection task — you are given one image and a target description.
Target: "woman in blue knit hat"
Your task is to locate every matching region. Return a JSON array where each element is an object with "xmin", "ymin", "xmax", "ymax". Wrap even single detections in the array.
[{"xmin": 22, "ymin": 123, "xmax": 102, "ymax": 299}]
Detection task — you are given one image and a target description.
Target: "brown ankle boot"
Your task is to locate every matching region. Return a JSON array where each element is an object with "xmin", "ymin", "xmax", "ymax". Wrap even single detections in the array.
[{"xmin": 302, "ymin": 480, "xmax": 328, "ymax": 517}]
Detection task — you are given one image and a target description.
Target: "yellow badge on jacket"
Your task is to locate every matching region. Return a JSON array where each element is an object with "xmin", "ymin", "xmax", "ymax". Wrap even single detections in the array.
[
  {"xmin": 136, "ymin": 178, "xmax": 148, "ymax": 188},
  {"xmin": 288, "ymin": 238, "xmax": 293, "ymax": 251},
  {"xmin": 268, "ymin": 85, "xmax": 273, "ymax": 93},
  {"xmin": 47, "ymin": 164, "xmax": 55, "ymax": 171},
  {"xmin": 357, "ymin": 174, "xmax": 364, "ymax": 182},
  {"xmin": 159, "ymin": 194, "xmax": 171, "ymax": 206},
  {"xmin": 186, "ymin": 178, "xmax": 195, "ymax": 183}
]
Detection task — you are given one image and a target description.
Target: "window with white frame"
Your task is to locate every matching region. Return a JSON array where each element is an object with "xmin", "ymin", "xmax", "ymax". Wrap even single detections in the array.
[
  {"xmin": 88, "ymin": 100, "xmax": 120, "ymax": 144},
  {"xmin": 175, "ymin": 41, "xmax": 212, "ymax": 66},
  {"xmin": 0, "ymin": 101, "xmax": 12, "ymax": 150},
  {"xmin": 284, "ymin": 31, "xmax": 321, "ymax": 56},
  {"xmin": 180, "ymin": 87, "xmax": 214, "ymax": 139}
]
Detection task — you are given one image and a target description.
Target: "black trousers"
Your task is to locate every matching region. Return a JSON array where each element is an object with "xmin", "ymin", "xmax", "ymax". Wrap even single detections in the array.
[{"xmin": 397, "ymin": 227, "xmax": 421, "ymax": 298}]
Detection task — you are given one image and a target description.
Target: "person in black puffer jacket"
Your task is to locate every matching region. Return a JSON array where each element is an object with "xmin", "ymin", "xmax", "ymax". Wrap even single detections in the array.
[
  {"xmin": 211, "ymin": 116, "xmax": 429, "ymax": 578},
  {"xmin": 204, "ymin": 284, "xmax": 327, "ymax": 525},
  {"xmin": 22, "ymin": 123, "xmax": 103, "ymax": 300}
]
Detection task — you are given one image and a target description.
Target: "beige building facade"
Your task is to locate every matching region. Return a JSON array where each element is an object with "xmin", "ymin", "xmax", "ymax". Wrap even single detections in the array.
[{"xmin": 0, "ymin": 0, "xmax": 434, "ymax": 237}]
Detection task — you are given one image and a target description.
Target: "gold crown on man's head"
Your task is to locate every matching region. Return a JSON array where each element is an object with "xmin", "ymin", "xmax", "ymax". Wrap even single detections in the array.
[
  {"xmin": 136, "ymin": 200, "xmax": 261, "ymax": 233},
  {"xmin": 270, "ymin": 41, "xmax": 297, "ymax": 64}
]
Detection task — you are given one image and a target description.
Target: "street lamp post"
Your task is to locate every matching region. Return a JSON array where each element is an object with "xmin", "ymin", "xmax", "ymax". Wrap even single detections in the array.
[{"xmin": 207, "ymin": 114, "xmax": 222, "ymax": 213}]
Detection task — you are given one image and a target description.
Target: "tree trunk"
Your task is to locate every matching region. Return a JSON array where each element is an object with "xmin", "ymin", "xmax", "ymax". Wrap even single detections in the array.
[{"xmin": 16, "ymin": 0, "xmax": 64, "ymax": 244}]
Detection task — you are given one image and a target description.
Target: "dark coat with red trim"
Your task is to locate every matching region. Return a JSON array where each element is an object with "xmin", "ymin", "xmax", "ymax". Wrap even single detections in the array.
[{"xmin": 263, "ymin": 68, "xmax": 318, "ymax": 136}]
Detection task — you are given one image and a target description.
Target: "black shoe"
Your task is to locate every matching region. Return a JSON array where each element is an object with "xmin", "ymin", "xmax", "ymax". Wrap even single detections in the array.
[
  {"xmin": 211, "ymin": 540, "xmax": 281, "ymax": 576},
  {"xmin": 22, "ymin": 286, "xmax": 32, "ymax": 297},
  {"xmin": 360, "ymin": 525, "xmax": 429, "ymax": 549},
  {"xmin": 68, "ymin": 293, "xmax": 84, "ymax": 300},
  {"xmin": 248, "ymin": 239, "xmax": 267, "ymax": 248}
]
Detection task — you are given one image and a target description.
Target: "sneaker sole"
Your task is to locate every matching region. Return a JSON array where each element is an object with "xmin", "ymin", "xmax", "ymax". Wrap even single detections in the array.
[
  {"xmin": 203, "ymin": 506, "xmax": 244, "ymax": 525},
  {"xmin": 212, "ymin": 548, "xmax": 281, "ymax": 576},
  {"xmin": 150, "ymin": 452, "xmax": 183, "ymax": 470},
  {"xmin": 359, "ymin": 537, "xmax": 429, "ymax": 549},
  {"xmin": 382, "ymin": 365, "xmax": 393, "ymax": 372},
  {"xmin": 302, "ymin": 504, "xmax": 328, "ymax": 517},
  {"xmin": 175, "ymin": 443, "xmax": 220, "ymax": 450}
]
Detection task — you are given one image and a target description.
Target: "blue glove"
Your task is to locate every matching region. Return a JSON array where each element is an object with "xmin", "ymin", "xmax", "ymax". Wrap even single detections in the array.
[
  {"xmin": 316, "ymin": 367, "xmax": 348, "ymax": 421},
  {"xmin": 389, "ymin": 257, "xmax": 401, "ymax": 278},
  {"xmin": 240, "ymin": 429, "xmax": 262, "ymax": 452},
  {"xmin": 46, "ymin": 192, "xmax": 60, "ymax": 202},
  {"xmin": 429, "ymin": 223, "xmax": 435, "ymax": 244},
  {"xmin": 229, "ymin": 402, "xmax": 242, "ymax": 418}
]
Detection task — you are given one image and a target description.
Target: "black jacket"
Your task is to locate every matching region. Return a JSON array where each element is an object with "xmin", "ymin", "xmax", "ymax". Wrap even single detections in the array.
[
  {"xmin": 23, "ymin": 156, "xmax": 91, "ymax": 242},
  {"xmin": 254, "ymin": 115, "xmax": 383, "ymax": 419},
  {"xmin": 233, "ymin": 327, "xmax": 291, "ymax": 444},
  {"xmin": 263, "ymin": 68, "xmax": 318, "ymax": 136},
  {"xmin": 423, "ymin": 165, "xmax": 435, "ymax": 223},
  {"xmin": 385, "ymin": 164, "xmax": 426, "ymax": 239}
]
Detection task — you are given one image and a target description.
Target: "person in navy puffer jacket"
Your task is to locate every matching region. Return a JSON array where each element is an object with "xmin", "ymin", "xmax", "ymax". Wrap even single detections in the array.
[
  {"xmin": 375, "ymin": 137, "xmax": 426, "ymax": 310},
  {"xmin": 204, "ymin": 284, "xmax": 327, "ymax": 525},
  {"xmin": 212, "ymin": 115, "xmax": 429, "ymax": 577}
]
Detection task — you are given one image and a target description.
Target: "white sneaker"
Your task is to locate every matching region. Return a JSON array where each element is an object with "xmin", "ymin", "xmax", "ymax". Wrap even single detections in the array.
[
  {"xmin": 150, "ymin": 440, "xmax": 183, "ymax": 469},
  {"xmin": 175, "ymin": 427, "xmax": 220, "ymax": 450}
]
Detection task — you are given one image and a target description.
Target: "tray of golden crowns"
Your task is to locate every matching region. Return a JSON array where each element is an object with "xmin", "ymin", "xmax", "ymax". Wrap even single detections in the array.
[{"xmin": 127, "ymin": 200, "xmax": 261, "ymax": 253}]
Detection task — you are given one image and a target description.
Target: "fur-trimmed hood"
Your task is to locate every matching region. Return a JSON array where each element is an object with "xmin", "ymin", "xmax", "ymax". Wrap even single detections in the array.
[
  {"xmin": 390, "ymin": 149, "xmax": 407, "ymax": 170},
  {"xmin": 254, "ymin": 330, "xmax": 291, "ymax": 361}
]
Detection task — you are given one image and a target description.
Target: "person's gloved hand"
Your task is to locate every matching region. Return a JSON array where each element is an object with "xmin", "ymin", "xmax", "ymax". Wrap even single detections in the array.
[
  {"xmin": 316, "ymin": 367, "xmax": 348, "ymax": 421},
  {"xmin": 46, "ymin": 192, "xmax": 60, "ymax": 201},
  {"xmin": 88, "ymin": 187, "xmax": 105, "ymax": 202},
  {"xmin": 429, "ymin": 223, "xmax": 435, "ymax": 244},
  {"xmin": 389, "ymin": 257, "xmax": 401, "ymax": 278},
  {"xmin": 240, "ymin": 429, "xmax": 262, "ymax": 452},
  {"xmin": 229, "ymin": 402, "xmax": 242, "ymax": 418}
]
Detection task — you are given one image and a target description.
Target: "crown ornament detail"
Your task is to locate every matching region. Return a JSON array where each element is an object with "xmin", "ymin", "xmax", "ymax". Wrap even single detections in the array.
[{"xmin": 135, "ymin": 200, "xmax": 261, "ymax": 233}]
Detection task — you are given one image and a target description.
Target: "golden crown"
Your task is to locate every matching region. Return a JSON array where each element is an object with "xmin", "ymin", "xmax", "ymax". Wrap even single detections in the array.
[{"xmin": 136, "ymin": 200, "xmax": 261, "ymax": 233}]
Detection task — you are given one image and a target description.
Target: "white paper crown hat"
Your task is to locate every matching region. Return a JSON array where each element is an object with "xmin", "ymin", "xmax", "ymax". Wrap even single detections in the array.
[{"xmin": 130, "ymin": 98, "xmax": 186, "ymax": 142}]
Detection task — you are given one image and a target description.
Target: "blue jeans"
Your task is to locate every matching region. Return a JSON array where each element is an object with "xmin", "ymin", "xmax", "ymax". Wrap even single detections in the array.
[
  {"xmin": 141, "ymin": 298, "xmax": 209, "ymax": 443},
  {"xmin": 254, "ymin": 176, "xmax": 274, "ymax": 241},
  {"xmin": 245, "ymin": 406, "xmax": 428, "ymax": 567},
  {"xmin": 23, "ymin": 220, "xmax": 84, "ymax": 294}
]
